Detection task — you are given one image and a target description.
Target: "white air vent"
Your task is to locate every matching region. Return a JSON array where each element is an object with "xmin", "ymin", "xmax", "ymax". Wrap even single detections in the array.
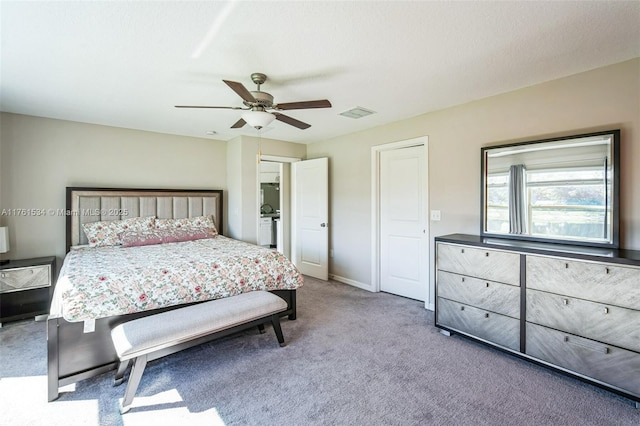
[{"xmin": 339, "ymin": 106, "xmax": 376, "ymax": 119}]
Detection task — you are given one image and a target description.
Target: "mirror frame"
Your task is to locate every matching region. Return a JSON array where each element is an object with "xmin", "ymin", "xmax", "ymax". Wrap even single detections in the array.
[{"xmin": 480, "ymin": 129, "xmax": 620, "ymax": 248}]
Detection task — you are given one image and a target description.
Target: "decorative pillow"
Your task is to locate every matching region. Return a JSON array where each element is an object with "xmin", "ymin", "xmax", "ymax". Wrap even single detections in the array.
[
  {"xmin": 82, "ymin": 216, "xmax": 156, "ymax": 247},
  {"xmin": 155, "ymin": 215, "xmax": 217, "ymax": 234},
  {"xmin": 160, "ymin": 227, "xmax": 216, "ymax": 244},
  {"xmin": 119, "ymin": 229, "xmax": 164, "ymax": 248},
  {"xmin": 120, "ymin": 227, "xmax": 216, "ymax": 248}
]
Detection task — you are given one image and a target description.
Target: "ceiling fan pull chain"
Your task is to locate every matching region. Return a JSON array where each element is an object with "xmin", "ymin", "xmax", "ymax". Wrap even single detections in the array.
[{"xmin": 257, "ymin": 128, "xmax": 263, "ymax": 164}]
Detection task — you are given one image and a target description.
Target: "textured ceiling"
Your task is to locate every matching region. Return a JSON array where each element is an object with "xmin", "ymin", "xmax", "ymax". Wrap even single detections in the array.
[{"xmin": 1, "ymin": 1, "xmax": 639, "ymax": 144}]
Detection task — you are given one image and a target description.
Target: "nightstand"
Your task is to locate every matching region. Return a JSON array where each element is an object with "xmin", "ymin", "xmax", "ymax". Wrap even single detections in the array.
[{"xmin": 0, "ymin": 256, "xmax": 56, "ymax": 327}]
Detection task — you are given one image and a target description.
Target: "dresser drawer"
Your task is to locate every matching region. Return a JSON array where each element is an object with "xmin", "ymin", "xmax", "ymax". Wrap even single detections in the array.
[
  {"xmin": 0, "ymin": 264, "xmax": 51, "ymax": 293},
  {"xmin": 437, "ymin": 297, "xmax": 520, "ymax": 351},
  {"xmin": 526, "ymin": 255, "xmax": 640, "ymax": 310},
  {"xmin": 526, "ymin": 323, "xmax": 640, "ymax": 397},
  {"xmin": 527, "ymin": 289, "xmax": 640, "ymax": 352},
  {"xmin": 437, "ymin": 270, "xmax": 520, "ymax": 318},
  {"xmin": 437, "ymin": 243, "xmax": 520, "ymax": 285}
]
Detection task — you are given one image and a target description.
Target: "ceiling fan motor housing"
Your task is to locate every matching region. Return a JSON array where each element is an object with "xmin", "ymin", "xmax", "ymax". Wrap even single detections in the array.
[{"xmin": 245, "ymin": 91, "xmax": 274, "ymax": 108}]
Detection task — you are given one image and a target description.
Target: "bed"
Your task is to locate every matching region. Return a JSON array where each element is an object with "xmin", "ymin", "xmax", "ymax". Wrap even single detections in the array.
[{"xmin": 47, "ymin": 187, "xmax": 301, "ymax": 402}]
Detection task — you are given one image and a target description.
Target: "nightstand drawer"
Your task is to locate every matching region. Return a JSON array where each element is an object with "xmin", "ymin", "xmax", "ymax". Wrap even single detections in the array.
[{"xmin": 0, "ymin": 264, "xmax": 51, "ymax": 293}]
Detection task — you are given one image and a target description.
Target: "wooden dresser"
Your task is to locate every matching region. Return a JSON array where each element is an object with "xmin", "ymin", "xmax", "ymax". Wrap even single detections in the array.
[{"xmin": 435, "ymin": 234, "xmax": 640, "ymax": 406}]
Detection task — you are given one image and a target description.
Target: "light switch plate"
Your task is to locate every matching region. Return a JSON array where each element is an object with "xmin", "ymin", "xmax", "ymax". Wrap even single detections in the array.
[{"xmin": 430, "ymin": 210, "xmax": 441, "ymax": 221}]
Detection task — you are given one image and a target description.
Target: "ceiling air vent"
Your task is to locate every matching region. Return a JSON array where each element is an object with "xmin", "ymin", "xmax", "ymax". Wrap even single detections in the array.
[{"xmin": 339, "ymin": 106, "xmax": 376, "ymax": 119}]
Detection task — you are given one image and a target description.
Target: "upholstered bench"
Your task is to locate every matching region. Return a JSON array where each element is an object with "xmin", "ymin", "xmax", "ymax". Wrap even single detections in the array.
[{"xmin": 110, "ymin": 291, "xmax": 288, "ymax": 414}]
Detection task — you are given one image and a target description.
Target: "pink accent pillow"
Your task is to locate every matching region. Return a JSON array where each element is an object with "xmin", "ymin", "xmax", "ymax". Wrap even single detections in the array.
[
  {"xmin": 119, "ymin": 230, "xmax": 164, "ymax": 248},
  {"xmin": 82, "ymin": 216, "xmax": 156, "ymax": 247},
  {"xmin": 120, "ymin": 228, "xmax": 216, "ymax": 248},
  {"xmin": 155, "ymin": 215, "xmax": 217, "ymax": 235}
]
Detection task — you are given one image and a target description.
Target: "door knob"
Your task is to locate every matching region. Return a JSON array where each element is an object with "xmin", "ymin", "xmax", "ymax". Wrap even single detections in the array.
[{"xmin": 320, "ymin": 223, "xmax": 327, "ymax": 227}]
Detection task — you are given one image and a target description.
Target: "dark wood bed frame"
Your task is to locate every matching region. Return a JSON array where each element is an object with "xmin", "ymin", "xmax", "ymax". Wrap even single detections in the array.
[{"xmin": 47, "ymin": 187, "xmax": 297, "ymax": 402}]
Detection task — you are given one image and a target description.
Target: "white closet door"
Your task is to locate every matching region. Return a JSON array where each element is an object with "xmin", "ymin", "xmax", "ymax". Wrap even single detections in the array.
[{"xmin": 380, "ymin": 145, "xmax": 428, "ymax": 301}]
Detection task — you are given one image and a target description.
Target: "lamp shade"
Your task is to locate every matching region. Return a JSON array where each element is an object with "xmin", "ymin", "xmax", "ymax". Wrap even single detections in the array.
[
  {"xmin": 242, "ymin": 110, "xmax": 276, "ymax": 129},
  {"xmin": 0, "ymin": 227, "xmax": 9, "ymax": 254}
]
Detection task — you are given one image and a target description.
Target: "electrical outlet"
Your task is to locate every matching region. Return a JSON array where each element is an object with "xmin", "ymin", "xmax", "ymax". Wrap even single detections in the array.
[{"xmin": 430, "ymin": 210, "xmax": 441, "ymax": 221}]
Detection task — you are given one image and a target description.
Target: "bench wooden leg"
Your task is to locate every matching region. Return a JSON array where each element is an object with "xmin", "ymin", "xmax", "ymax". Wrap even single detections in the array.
[
  {"xmin": 270, "ymin": 314, "xmax": 286, "ymax": 347},
  {"xmin": 120, "ymin": 355, "xmax": 147, "ymax": 414},
  {"xmin": 113, "ymin": 359, "xmax": 131, "ymax": 386}
]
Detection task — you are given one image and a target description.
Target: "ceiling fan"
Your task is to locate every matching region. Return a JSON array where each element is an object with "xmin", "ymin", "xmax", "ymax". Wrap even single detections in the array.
[{"xmin": 175, "ymin": 73, "xmax": 332, "ymax": 130}]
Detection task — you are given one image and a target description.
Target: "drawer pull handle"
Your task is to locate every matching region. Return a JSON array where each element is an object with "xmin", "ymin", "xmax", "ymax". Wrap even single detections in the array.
[
  {"xmin": 461, "ymin": 249, "xmax": 465, "ymax": 254},
  {"xmin": 603, "ymin": 307, "xmax": 609, "ymax": 314},
  {"xmin": 1, "ymin": 273, "xmax": 5, "ymax": 278},
  {"xmin": 460, "ymin": 306, "xmax": 465, "ymax": 311},
  {"xmin": 485, "ymin": 252, "xmax": 489, "ymax": 257},
  {"xmin": 484, "ymin": 313, "xmax": 490, "ymax": 318},
  {"xmin": 605, "ymin": 267, "xmax": 610, "ymax": 274},
  {"xmin": 461, "ymin": 277, "xmax": 465, "ymax": 282},
  {"xmin": 485, "ymin": 282, "xmax": 490, "ymax": 288},
  {"xmin": 563, "ymin": 336, "xmax": 610, "ymax": 354},
  {"xmin": 562, "ymin": 298, "xmax": 569, "ymax": 305},
  {"xmin": 565, "ymin": 263, "xmax": 569, "ymax": 268}
]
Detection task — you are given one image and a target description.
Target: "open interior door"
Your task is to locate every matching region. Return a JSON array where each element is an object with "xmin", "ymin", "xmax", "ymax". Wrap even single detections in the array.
[{"xmin": 291, "ymin": 157, "xmax": 329, "ymax": 280}]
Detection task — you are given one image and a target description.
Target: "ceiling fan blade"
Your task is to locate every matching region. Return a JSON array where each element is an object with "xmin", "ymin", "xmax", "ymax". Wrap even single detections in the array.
[
  {"xmin": 231, "ymin": 118, "xmax": 246, "ymax": 129},
  {"xmin": 274, "ymin": 99, "xmax": 331, "ymax": 110},
  {"xmin": 175, "ymin": 105, "xmax": 245, "ymax": 109},
  {"xmin": 274, "ymin": 113, "xmax": 311, "ymax": 129},
  {"xmin": 223, "ymin": 80, "xmax": 257, "ymax": 103}
]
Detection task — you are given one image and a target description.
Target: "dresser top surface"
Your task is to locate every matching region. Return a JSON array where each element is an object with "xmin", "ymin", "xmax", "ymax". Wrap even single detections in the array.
[{"xmin": 435, "ymin": 234, "xmax": 640, "ymax": 266}]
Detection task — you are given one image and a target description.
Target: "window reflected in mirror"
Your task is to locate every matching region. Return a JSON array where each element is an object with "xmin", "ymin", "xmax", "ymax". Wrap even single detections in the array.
[{"xmin": 481, "ymin": 130, "xmax": 619, "ymax": 248}]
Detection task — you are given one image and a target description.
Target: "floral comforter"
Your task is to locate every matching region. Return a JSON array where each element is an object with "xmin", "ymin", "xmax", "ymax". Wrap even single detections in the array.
[{"xmin": 50, "ymin": 236, "xmax": 303, "ymax": 322}]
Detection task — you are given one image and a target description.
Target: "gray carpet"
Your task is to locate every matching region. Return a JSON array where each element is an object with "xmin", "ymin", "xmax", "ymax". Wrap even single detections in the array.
[{"xmin": 1, "ymin": 277, "xmax": 638, "ymax": 425}]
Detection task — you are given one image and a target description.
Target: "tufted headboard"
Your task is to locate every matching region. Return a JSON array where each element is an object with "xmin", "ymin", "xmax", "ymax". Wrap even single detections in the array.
[{"xmin": 65, "ymin": 187, "xmax": 223, "ymax": 252}]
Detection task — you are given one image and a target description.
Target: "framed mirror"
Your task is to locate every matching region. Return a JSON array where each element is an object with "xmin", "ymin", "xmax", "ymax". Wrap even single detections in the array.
[{"xmin": 481, "ymin": 129, "xmax": 620, "ymax": 248}]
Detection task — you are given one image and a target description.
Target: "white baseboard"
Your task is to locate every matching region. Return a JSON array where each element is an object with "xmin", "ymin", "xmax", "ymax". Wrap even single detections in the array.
[
  {"xmin": 329, "ymin": 274, "xmax": 375, "ymax": 292},
  {"xmin": 329, "ymin": 275, "xmax": 434, "ymax": 311}
]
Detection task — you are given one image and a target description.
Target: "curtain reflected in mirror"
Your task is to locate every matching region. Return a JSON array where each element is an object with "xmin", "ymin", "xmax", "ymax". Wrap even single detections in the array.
[
  {"xmin": 482, "ymin": 130, "xmax": 619, "ymax": 248},
  {"xmin": 508, "ymin": 164, "xmax": 527, "ymax": 234}
]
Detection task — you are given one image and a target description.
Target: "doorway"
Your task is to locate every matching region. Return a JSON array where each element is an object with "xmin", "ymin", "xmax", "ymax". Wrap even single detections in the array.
[
  {"xmin": 371, "ymin": 137, "xmax": 430, "ymax": 307},
  {"xmin": 259, "ymin": 161, "xmax": 282, "ymax": 252},
  {"xmin": 256, "ymin": 155, "xmax": 329, "ymax": 280},
  {"xmin": 256, "ymin": 155, "xmax": 300, "ymax": 260}
]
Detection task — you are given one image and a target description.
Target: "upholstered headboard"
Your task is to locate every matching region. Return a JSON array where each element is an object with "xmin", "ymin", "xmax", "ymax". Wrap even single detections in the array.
[{"xmin": 65, "ymin": 187, "xmax": 224, "ymax": 252}]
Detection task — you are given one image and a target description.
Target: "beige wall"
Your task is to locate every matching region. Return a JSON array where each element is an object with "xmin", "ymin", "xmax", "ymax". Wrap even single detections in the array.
[
  {"xmin": 0, "ymin": 113, "xmax": 227, "ymax": 264},
  {"xmin": 2, "ymin": 59, "xmax": 638, "ymax": 304},
  {"xmin": 307, "ymin": 58, "xmax": 640, "ymax": 306}
]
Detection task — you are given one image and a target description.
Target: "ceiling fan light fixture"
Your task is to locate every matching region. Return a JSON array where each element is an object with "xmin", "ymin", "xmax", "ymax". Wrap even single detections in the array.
[{"xmin": 242, "ymin": 110, "xmax": 276, "ymax": 129}]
